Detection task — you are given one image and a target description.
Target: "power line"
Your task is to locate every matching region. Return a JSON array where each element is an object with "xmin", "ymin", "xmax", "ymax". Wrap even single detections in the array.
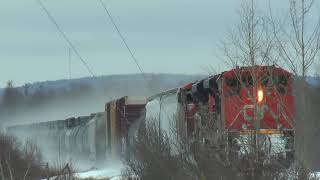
[
  {"xmin": 37, "ymin": 0, "xmax": 95, "ymax": 77},
  {"xmin": 38, "ymin": 0, "xmax": 139, "ymax": 117},
  {"xmin": 39, "ymin": 0, "xmax": 132, "ymax": 139},
  {"xmin": 97, "ymin": 0, "xmax": 175, "ymax": 122},
  {"xmin": 39, "ymin": 1, "xmax": 172, "ymax": 170},
  {"xmin": 97, "ymin": 0, "xmax": 153, "ymax": 90},
  {"xmin": 97, "ymin": 3, "xmax": 177, "ymax": 173},
  {"xmin": 38, "ymin": 0, "xmax": 133, "ymax": 122},
  {"xmin": 68, "ymin": 47, "xmax": 72, "ymax": 80},
  {"xmin": 100, "ymin": 0, "xmax": 182, "ymax": 172}
]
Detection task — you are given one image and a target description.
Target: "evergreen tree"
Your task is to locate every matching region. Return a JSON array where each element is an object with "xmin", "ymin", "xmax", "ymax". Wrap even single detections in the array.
[{"xmin": 1, "ymin": 81, "xmax": 24, "ymax": 111}]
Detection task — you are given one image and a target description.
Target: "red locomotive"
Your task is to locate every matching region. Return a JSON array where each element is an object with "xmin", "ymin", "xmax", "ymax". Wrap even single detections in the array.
[{"xmin": 177, "ymin": 65, "xmax": 294, "ymax": 156}]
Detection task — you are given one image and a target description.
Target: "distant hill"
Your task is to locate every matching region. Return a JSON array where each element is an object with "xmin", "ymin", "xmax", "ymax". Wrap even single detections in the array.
[
  {"xmin": 307, "ymin": 76, "xmax": 320, "ymax": 86},
  {"xmin": 0, "ymin": 73, "xmax": 204, "ymax": 126},
  {"xmin": 0, "ymin": 73, "xmax": 204, "ymax": 96}
]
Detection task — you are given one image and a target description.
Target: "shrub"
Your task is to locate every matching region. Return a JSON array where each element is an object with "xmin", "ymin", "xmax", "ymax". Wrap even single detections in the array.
[
  {"xmin": 122, "ymin": 119, "xmax": 318, "ymax": 180},
  {"xmin": 0, "ymin": 132, "xmax": 76, "ymax": 180}
]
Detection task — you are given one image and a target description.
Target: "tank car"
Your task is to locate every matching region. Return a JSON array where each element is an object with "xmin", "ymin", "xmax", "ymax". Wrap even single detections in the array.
[{"xmin": 7, "ymin": 96, "xmax": 146, "ymax": 164}]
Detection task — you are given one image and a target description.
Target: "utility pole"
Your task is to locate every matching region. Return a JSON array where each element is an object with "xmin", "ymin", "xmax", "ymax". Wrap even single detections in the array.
[{"xmin": 68, "ymin": 47, "xmax": 72, "ymax": 80}]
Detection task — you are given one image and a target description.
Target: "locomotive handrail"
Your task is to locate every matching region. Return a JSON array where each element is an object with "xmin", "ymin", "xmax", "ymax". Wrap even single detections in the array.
[{"xmin": 147, "ymin": 88, "xmax": 179, "ymax": 102}]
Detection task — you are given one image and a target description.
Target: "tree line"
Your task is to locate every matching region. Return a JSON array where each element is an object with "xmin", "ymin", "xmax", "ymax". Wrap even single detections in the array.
[{"xmin": 0, "ymin": 81, "xmax": 94, "ymax": 119}]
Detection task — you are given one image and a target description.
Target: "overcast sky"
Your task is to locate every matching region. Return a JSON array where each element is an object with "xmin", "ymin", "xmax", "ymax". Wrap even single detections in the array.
[{"xmin": 0, "ymin": 0, "xmax": 318, "ymax": 87}]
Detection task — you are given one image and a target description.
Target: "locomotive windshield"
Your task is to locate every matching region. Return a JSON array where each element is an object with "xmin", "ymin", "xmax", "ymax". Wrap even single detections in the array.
[
  {"xmin": 226, "ymin": 76, "xmax": 239, "ymax": 87},
  {"xmin": 225, "ymin": 76, "xmax": 240, "ymax": 95},
  {"xmin": 225, "ymin": 73, "xmax": 290, "ymax": 96},
  {"xmin": 261, "ymin": 74, "xmax": 288, "ymax": 87},
  {"xmin": 241, "ymin": 75, "xmax": 253, "ymax": 87},
  {"xmin": 261, "ymin": 74, "xmax": 290, "ymax": 94}
]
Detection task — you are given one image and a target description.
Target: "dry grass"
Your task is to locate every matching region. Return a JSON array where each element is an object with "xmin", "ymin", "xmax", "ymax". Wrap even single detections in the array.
[
  {"xmin": 0, "ymin": 133, "xmax": 45, "ymax": 180},
  {"xmin": 0, "ymin": 132, "xmax": 78, "ymax": 180},
  {"xmin": 78, "ymin": 178, "xmax": 110, "ymax": 180},
  {"xmin": 122, "ymin": 117, "xmax": 319, "ymax": 180},
  {"xmin": 122, "ymin": 121, "xmax": 197, "ymax": 180}
]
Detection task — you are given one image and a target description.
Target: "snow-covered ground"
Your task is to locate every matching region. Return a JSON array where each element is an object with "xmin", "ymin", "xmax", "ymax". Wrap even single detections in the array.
[
  {"xmin": 42, "ymin": 163, "xmax": 124, "ymax": 180},
  {"xmin": 76, "ymin": 166, "xmax": 122, "ymax": 180}
]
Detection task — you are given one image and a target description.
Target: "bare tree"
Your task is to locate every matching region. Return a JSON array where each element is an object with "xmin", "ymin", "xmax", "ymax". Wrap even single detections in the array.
[
  {"xmin": 0, "ymin": 133, "xmax": 60, "ymax": 180},
  {"xmin": 270, "ymin": 0, "xmax": 320, "ymax": 78},
  {"xmin": 269, "ymin": 0, "xmax": 320, "ymax": 170},
  {"xmin": 221, "ymin": 0, "xmax": 277, "ymax": 154},
  {"xmin": 219, "ymin": 0, "xmax": 308, "ymax": 179},
  {"xmin": 314, "ymin": 61, "xmax": 320, "ymax": 83},
  {"xmin": 221, "ymin": 0, "xmax": 277, "ymax": 67},
  {"xmin": 122, "ymin": 121, "xmax": 198, "ymax": 180}
]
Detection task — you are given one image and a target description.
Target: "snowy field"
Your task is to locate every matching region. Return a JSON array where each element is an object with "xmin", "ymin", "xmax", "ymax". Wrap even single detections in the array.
[
  {"xmin": 76, "ymin": 166, "xmax": 122, "ymax": 180},
  {"xmin": 42, "ymin": 163, "xmax": 123, "ymax": 180}
]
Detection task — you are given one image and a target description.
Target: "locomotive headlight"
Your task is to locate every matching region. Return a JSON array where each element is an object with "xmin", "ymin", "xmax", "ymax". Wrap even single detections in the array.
[{"xmin": 258, "ymin": 89, "xmax": 264, "ymax": 103}]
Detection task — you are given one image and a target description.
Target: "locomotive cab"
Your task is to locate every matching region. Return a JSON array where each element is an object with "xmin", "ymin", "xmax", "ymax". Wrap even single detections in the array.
[{"xmin": 221, "ymin": 66, "xmax": 294, "ymax": 132}]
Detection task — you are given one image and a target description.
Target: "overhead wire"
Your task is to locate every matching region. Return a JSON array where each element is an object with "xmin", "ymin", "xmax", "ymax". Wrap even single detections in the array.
[
  {"xmin": 37, "ymin": 0, "xmax": 151, "ymax": 136},
  {"xmin": 37, "ymin": 0, "xmax": 96, "ymax": 77},
  {"xmin": 38, "ymin": 0, "xmax": 176, "ymax": 127},
  {"xmin": 38, "ymin": 1, "xmax": 179, "ymax": 175},
  {"xmin": 97, "ymin": 0, "xmax": 155, "ymax": 92},
  {"xmin": 97, "ymin": 2, "xmax": 178, "ymax": 177},
  {"xmin": 37, "ymin": 0, "xmax": 127, "ymax": 119},
  {"xmin": 38, "ymin": 0, "xmax": 138, "ymax": 144},
  {"xmin": 97, "ymin": 0, "xmax": 176, "ymax": 124},
  {"xmin": 68, "ymin": 47, "xmax": 72, "ymax": 80}
]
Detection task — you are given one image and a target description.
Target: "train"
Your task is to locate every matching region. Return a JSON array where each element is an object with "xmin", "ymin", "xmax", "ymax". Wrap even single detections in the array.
[{"xmin": 7, "ymin": 65, "xmax": 294, "ymax": 163}]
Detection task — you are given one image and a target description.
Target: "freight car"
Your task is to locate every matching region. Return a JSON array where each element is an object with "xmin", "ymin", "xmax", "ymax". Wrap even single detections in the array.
[{"xmin": 7, "ymin": 96, "xmax": 146, "ymax": 164}]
